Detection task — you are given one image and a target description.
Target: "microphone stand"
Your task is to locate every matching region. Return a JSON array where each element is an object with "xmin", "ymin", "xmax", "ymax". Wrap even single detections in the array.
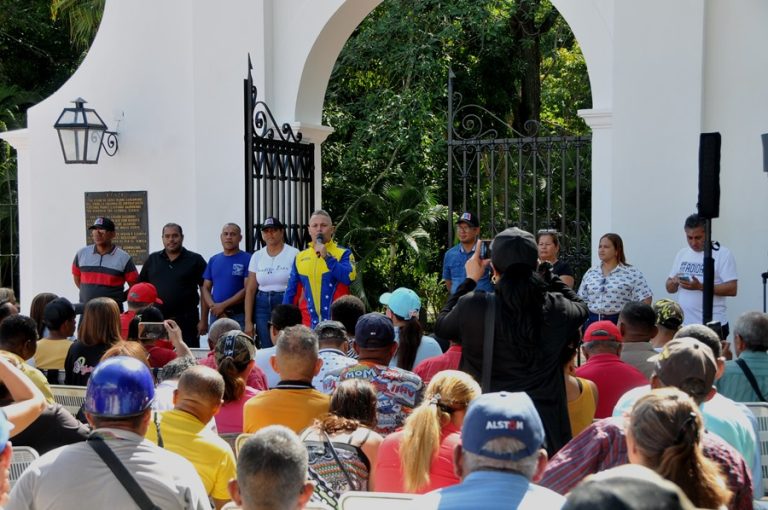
[{"xmin": 702, "ymin": 218, "xmax": 715, "ymax": 324}]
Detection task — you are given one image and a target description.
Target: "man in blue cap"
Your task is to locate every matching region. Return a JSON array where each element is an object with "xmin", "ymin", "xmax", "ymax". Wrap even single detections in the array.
[
  {"xmin": 419, "ymin": 392, "xmax": 565, "ymax": 509},
  {"xmin": 8, "ymin": 356, "xmax": 210, "ymax": 510}
]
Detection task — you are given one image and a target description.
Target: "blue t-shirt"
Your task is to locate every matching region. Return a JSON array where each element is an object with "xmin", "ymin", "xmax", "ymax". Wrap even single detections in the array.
[
  {"xmin": 203, "ymin": 251, "xmax": 252, "ymax": 310},
  {"xmin": 442, "ymin": 244, "xmax": 493, "ymax": 294},
  {"xmin": 420, "ymin": 471, "xmax": 565, "ymax": 510}
]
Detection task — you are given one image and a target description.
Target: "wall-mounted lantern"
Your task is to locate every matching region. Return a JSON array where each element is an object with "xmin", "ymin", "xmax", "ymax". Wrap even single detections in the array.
[{"xmin": 53, "ymin": 98, "xmax": 118, "ymax": 164}]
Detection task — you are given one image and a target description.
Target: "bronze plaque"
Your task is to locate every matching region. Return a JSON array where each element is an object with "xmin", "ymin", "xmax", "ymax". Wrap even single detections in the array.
[{"xmin": 85, "ymin": 191, "xmax": 149, "ymax": 265}]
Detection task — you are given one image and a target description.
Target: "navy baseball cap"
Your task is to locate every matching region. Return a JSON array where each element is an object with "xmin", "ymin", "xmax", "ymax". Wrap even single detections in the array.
[
  {"xmin": 262, "ymin": 217, "xmax": 284, "ymax": 230},
  {"xmin": 462, "ymin": 392, "xmax": 545, "ymax": 461},
  {"xmin": 354, "ymin": 312, "xmax": 395, "ymax": 349},
  {"xmin": 89, "ymin": 217, "xmax": 115, "ymax": 232}
]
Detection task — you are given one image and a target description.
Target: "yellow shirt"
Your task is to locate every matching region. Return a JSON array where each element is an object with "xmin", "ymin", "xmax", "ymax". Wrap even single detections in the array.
[
  {"xmin": 34, "ymin": 339, "xmax": 73, "ymax": 370},
  {"xmin": 145, "ymin": 408, "xmax": 236, "ymax": 500},
  {"xmin": 568, "ymin": 377, "xmax": 597, "ymax": 437},
  {"xmin": 243, "ymin": 385, "xmax": 330, "ymax": 434},
  {"xmin": 0, "ymin": 350, "xmax": 54, "ymax": 404}
]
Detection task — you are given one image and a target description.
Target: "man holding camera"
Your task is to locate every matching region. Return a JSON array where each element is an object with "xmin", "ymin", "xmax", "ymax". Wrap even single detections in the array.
[
  {"xmin": 665, "ymin": 213, "xmax": 738, "ymax": 336},
  {"xmin": 442, "ymin": 212, "xmax": 493, "ymax": 294}
]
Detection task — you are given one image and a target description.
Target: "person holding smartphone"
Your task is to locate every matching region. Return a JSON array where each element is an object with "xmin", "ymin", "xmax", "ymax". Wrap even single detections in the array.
[
  {"xmin": 441, "ymin": 212, "xmax": 493, "ymax": 294},
  {"xmin": 666, "ymin": 213, "xmax": 738, "ymax": 337}
]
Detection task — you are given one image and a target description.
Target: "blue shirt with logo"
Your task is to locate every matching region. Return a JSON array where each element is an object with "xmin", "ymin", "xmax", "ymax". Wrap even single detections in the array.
[{"xmin": 203, "ymin": 251, "xmax": 252, "ymax": 307}]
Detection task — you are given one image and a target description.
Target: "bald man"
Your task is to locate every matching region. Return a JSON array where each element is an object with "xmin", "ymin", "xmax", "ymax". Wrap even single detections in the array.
[
  {"xmin": 243, "ymin": 325, "xmax": 329, "ymax": 433},
  {"xmin": 145, "ymin": 366, "xmax": 236, "ymax": 509}
]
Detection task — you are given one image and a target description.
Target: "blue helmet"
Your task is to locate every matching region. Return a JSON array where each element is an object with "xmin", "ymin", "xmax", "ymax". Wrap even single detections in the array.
[{"xmin": 84, "ymin": 356, "xmax": 155, "ymax": 418}]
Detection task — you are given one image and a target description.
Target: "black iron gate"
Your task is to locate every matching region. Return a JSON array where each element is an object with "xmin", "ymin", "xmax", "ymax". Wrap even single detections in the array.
[
  {"xmin": 244, "ymin": 58, "xmax": 315, "ymax": 252},
  {"xmin": 447, "ymin": 72, "xmax": 592, "ymax": 276}
]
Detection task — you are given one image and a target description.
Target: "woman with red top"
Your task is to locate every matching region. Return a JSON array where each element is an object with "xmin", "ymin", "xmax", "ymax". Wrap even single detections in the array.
[{"xmin": 374, "ymin": 370, "xmax": 480, "ymax": 493}]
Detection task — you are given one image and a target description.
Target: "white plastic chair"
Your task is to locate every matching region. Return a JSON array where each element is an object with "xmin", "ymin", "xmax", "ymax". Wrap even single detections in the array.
[
  {"xmin": 9, "ymin": 446, "xmax": 39, "ymax": 487},
  {"xmin": 745, "ymin": 402, "xmax": 768, "ymax": 497},
  {"xmin": 338, "ymin": 491, "xmax": 417, "ymax": 510},
  {"xmin": 50, "ymin": 384, "xmax": 87, "ymax": 416}
]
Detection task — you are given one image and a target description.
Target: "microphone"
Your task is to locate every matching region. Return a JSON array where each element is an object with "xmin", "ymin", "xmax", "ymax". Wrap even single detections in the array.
[{"xmin": 315, "ymin": 233, "xmax": 325, "ymax": 257}]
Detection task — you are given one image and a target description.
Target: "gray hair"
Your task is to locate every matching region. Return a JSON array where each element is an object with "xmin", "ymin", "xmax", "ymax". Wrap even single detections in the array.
[
  {"xmin": 237, "ymin": 425, "xmax": 308, "ymax": 510},
  {"xmin": 157, "ymin": 355, "xmax": 198, "ymax": 382},
  {"xmin": 735, "ymin": 311, "xmax": 768, "ymax": 351},
  {"xmin": 276, "ymin": 325, "xmax": 319, "ymax": 360},
  {"xmin": 309, "ymin": 209, "xmax": 333, "ymax": 224},
  {"xmin": 209, "ymin": 318, "xmax": 242, "ymax": 346},
  {"xmin": 462, "ymin": 437, "xmax": 539, "ymax": 480}
]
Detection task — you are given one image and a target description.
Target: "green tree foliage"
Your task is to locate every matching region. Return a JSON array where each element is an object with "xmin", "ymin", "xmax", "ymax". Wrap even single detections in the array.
[
  {"xmin": 0, "ymin": 0, "xmax": 86, "ymax": 293},
  {"xmin": 322, "ymin": 0, "xmax": 590, "ymax": 316}
]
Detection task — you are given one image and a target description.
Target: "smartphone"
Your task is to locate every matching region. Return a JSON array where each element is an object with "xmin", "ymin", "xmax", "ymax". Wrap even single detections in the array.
[
  {"xmin": 480, "ymin": 239, "xmax": 492, "ymax": 260},
  {"xmin": 678, "ymin": 274, "xmax": 691, "ymax": 283},
  {"xmin": 138, "ymin": 322, "xmax": 166, "ymax": 340}
]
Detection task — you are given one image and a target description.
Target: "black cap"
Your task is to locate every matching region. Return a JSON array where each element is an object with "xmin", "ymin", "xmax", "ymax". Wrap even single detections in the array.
[
  {"xmin": 491, "ymin": 227, "xmax": 539, "ymax": 272},
  {"xmin": 89, "ymin": 217, "xmax": 116, "ymax": 232},
  {"xmin": 456, "ymin": 212, "xmax": 479, "ymax": 228}
]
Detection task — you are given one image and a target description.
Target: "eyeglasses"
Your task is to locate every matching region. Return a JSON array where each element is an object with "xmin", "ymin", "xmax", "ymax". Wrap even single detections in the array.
[{"xmin": 457, "ymin": 225, "xmax": 475, "ymax": 232}]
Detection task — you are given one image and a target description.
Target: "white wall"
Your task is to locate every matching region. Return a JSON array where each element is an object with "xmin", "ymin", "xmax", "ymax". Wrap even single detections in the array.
[{"xmin": 699, "ymin": 0, "xmax": 768, "ymax": 321}]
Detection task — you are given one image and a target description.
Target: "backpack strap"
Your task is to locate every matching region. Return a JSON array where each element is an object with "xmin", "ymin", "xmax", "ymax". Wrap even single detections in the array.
[
  {"xmin": 88, "ymin": 436, "xmax": 161, "ymax": 510},
  {"xmin": 481, "ymin": 293, "xmax": 496, "ymax": 393},
  {"xmin": 735, "ymin": 358, "xmax": 767, "ymax": 402},
  {"xmin": 321, "ymin": 430, "xmax": 356, "ymax": 490}
]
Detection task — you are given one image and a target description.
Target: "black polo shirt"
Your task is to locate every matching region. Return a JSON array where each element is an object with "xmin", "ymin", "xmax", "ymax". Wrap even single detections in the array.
[{"xmin": 138, "ymin": 247, "xmax": 207, "ymax": 318}]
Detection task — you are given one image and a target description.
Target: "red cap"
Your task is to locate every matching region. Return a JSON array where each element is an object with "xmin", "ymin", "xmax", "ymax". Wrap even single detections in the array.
[
  {"xmin": 127, "ymin": 283, "xmax": 163, "ymax": 305},
  {"xmin": 583, "ymin": 320, "xmax": 622, "ymax": 343}
]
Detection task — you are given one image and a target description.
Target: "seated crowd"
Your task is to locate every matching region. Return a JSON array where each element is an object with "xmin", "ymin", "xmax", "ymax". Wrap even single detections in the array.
[{"xmin": 0, "ymin": 224, "xmax": 765, "ymax": 510}]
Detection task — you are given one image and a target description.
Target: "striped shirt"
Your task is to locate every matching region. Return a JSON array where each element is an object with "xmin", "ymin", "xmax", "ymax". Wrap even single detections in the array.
[{"xmin": 72, "ymin": 244, "xmax": 138, "ymax": 305}]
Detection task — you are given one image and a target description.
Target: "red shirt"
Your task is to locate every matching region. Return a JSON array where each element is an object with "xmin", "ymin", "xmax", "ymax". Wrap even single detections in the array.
[
  {"xmin": 374, "ymin": 423, "xmax": 461, "ymax": 493},
  {"xmin": 413, "ymin": 345, "xmax": 462, "ymax": 385},
  {"xmin": 574, "ymin": 353, "xmax": 648, "ymax": 418},
  {"xmin": 200, "ymin": 351, "xmax": 269, "ymax": 391},
  {"xmin": 119, "ymin": 310, "xmax": 136, "ymax": 339}
]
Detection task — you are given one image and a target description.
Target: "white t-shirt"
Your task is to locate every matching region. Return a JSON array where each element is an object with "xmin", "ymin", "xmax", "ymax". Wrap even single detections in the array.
[
  {"xmin": 668, "ymin": 245, "xmax": 737, "ymax": 325},
  {"xmin": 247, "ymin": 244, "xmax": 299, "ymax": 292}
]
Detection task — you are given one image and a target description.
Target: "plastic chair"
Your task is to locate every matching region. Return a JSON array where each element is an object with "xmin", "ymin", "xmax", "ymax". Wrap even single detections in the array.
[
  {"xmin": 9, "ymin": 446, "xmax": 39, "ymax": 487},
  {"xmin": 219, "ymin": 433, "xmax": 239, "ymax": 455},
  {"xmin": 338, "ymin": 491, "xmax": 416, "ymax": 510},
  {"xmin": 50, "ymin": 384, "xmax": 87, "ymax": 416},
  {"xmin": 745, "ymin": 402, "xmax": 768, "ymax": 497},
  {"xmin": 189, "ymin": 348, "xmax": 210, "ymax": 362}
]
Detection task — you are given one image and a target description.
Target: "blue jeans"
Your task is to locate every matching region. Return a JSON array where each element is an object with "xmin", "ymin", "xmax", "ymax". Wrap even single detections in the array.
[
  {"xmin": 255, "ymin": 291, "xmax": 284, "ymax": 348},
  {"xmin": 209, "ymin": 311, "xmax": 246, "ymax": 332}
]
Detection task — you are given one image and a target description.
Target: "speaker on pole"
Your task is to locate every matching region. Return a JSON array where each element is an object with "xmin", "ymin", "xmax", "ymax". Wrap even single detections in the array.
[
  {"xmin": 761, "ymin": 133, "xmax": 768, "ymax": 173},
  {"xmin": 698, "ymin": 132, "xmax": 721, "ymax": 219}
]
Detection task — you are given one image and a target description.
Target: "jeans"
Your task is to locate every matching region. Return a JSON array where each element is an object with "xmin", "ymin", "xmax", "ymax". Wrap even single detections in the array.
[
  {"xmin": 255, "ymin": 291, "xmax": 284, "ymax": 348},
  {"xmin": 209, "ymin": 311, "xmax": 246, "ymax": 332}
]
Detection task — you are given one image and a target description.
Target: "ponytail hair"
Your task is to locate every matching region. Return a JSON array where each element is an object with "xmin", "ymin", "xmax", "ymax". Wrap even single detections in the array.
[
  {"xmin": 400, "ymin": 371, "xmax": 481, "ymax": 492},
  {"xmin": 217, "ymin": 356, "xmax": 247, "ymax": 403},
  {"xmin": 628, "ymin": 388, "xmax": 732, "ymax": 508},
  {"xmin": 394, "ymin": 314, "xmax": 423, "ymax": 371}
]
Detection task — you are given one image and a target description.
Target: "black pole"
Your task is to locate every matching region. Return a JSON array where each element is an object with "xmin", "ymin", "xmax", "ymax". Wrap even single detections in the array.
[
  {"xmin": 447, "ymin": 68, "xmax": 455, "ymax": 248},
  {"xmin": 762, "ymin": 270, "xmax": 768, "ymax": 313},
  {"xmin": 702, "ymin": 218, "xmax": 715, "ymax": 324}
]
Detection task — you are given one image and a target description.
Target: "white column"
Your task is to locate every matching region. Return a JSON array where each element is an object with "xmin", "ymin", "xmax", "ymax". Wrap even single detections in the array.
[
  {"xmin": 579, "ymin": 108, "xmax": 613, "ymax": 266},
  {"xmin": 291, "ymin": 122, "xmax": 334, "ymax": 209}
]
